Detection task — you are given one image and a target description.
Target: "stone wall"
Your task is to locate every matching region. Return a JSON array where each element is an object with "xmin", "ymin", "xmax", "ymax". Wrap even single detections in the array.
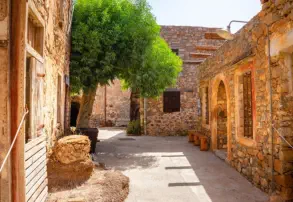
[
  {"xmin": 0, "ymin": 0, "xmax": 72, "ymax": 200},
  {"xmin": 195, "ymin": 0, "xmax": 293, "ymax": 200},
  {"xmin": 145, "ymin": 26, "xmax": 225, "ymax": 136},
  {"xmin": 89, "ymin": 79, "xmax": 131, "ymax": 127},
  {"xmin": 31, "ymin": 0, "xmax": 72, "ymax": 147}
]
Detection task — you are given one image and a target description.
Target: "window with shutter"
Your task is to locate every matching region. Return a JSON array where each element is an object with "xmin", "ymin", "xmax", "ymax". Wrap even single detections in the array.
[
  {"xmin": 242, "ymin": 72, "xmax": 253, "ymax": 138},
  {"xmin": 163, "ymin": 90, "xmax": 180, "ymax": 113},
  {"xmin": 25, "ymin": 58, "xmax": 44, "ymax": 142},
  {"xmin": 25, "ymin": 4, "xmax": 45, "ymax": 143},
  {"xmin": 236, "ymin": 70, "xmax": 254, "ymax": 140}
]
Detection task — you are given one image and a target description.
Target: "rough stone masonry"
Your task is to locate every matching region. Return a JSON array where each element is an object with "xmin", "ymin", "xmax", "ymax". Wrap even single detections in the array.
[
  {"xmin": 144, "ymin": 26, "xmax": 225, "ymax": 136},
  {"xmin": 194, "ymin": 0, "xmax": 293, "ymax": 200}
]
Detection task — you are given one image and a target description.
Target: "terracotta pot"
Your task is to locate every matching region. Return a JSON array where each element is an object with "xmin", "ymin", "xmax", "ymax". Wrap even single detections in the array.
[
  {"xmin": 188, "ymin": 132, "xmax": 193, "ymax": 142},
  {"xmin": 188, "ymin": 131, "xmax": 194, "ymax": 142},
  {"xmin": 200, "ymin": 136, "xmax": 208, "ymax": 151},
  {"xmin": 193, "ymin": 135, "xmax": 200, "ymax": 146}
]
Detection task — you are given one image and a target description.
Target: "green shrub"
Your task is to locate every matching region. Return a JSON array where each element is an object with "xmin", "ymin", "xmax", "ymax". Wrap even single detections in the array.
[{"xmin": 127, "ymin": 120, "xmax": 141, "ymax": 136}]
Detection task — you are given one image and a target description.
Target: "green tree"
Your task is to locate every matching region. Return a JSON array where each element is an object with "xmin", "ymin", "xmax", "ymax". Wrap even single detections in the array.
[
  {"xmin": 121, "ymin": 37, "xmax": 182, "ymax": 98},
  {"xmin": 70, "ymin": 0, "xmax": 182, "ymax": 127},
  {"xmin": 71, "ymin": 0, "xmax": 159, "ymax": 93}
]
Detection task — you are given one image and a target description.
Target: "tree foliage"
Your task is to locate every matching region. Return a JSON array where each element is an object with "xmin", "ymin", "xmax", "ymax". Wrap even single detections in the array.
[
  {"xmin": 70, "ymin": 0, "xmax": 182, "ymax": 97},
  {"xmin": 121, "ymin": 37, "xmax": 182, "ymax": 97}
]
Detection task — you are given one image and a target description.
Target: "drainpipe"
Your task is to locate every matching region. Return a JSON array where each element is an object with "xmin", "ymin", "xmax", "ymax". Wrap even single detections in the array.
[{"xmin": 144, "ymin": 98, "xmax": 147, "ymax": 135}]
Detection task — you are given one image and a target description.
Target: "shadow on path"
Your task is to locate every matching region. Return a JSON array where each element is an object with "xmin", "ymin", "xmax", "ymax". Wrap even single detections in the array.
[{"xmin": 93, "ymin": 128, "xmax": 269, "ymax": 202}]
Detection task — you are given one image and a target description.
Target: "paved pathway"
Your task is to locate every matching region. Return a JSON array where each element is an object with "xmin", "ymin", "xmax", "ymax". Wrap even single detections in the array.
[{"xmin": 94, "ymin": 128, "xmax": 269, "ymax": 202}]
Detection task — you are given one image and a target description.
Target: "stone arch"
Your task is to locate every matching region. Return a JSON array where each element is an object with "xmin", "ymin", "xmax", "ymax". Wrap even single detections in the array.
[{"xmin": 210, "ymin": 73, "xmax": 232, "ymax": 161}]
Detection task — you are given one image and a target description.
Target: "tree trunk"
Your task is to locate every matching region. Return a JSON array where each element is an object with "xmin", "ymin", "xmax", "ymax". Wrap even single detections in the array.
[{"xmin": 76, "ymin": 87, "xmax": 97, "ymax": 128}]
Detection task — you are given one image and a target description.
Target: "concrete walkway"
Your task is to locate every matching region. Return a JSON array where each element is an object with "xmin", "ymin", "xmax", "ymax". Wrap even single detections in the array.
[{"xmin": 94, "ymin": 128, "xmax": 269, "ymax": 202}]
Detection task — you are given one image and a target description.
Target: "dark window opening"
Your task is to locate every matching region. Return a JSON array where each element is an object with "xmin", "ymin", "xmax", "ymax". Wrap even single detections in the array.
[
  {"xmin": 163, "ymin": 90, "xmax": 180, "ymax": 113},
  {"xmin": 25, "ymin": 58, "xmax": 32, "ymax": 143},
  {"xmin": 205, "ymin": 87, "xmax": 209, "ymax": 124}
]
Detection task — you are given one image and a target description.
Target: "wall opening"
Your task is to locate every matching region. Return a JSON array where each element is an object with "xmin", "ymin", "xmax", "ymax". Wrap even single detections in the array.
[
  {"xmin": 217, "ymin": 81, "xmax": 227, "ymax": 151},
  {"xmin": 201, "ymin": 86, "xmax": 209, "ymax": 125},
  {"xmin": 163, "ymin": 90, "xmax": 180, "ymax": 113},
  {"xmin": 238, "ymin": 71, "xmax": 253, "ymax": 139},
  {"xmin": 25, "ymin": 57, "xmax": 32, "ymax": 142},
  {"xmin": 70, "ymin": 102, "xmax": 80, "ymax": 127}
]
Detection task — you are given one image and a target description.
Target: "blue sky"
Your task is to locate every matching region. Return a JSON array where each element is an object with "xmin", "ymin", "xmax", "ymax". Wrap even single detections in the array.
[{"xmin": 147, "ymin": 0, "xmax": 262, "ymax": 33}]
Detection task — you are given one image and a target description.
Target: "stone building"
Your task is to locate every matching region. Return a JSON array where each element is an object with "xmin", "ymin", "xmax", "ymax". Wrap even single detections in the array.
[
  {"xmin": 81, "ymin": 26, "xmax": 225, "ymax": 130},
  {"xmin": 0, "ymin": 0, "xmax": 72, "ymax": 201},
  {"xmin": 144, "ymin": 26, "xmax": 225, "ymax": 136},
  {"xmin": 194, "ymin": 0, "xmax": 293, "ymax": 200}
]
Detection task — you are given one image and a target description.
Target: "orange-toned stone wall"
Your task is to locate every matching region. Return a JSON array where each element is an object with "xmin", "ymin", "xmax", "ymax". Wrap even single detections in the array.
[
  {"xmin": 196, "ymin": 0, "xmax": 293, "ymax": 199},
  {"xmin": 145, "ymin": 26, "xmax": 225, "ymax": 136},
  {"xmin": 89, "ymin": 80, "xmax": 131, "ymax": 127}
]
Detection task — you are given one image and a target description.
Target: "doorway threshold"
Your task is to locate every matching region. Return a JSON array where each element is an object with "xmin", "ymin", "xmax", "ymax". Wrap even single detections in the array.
[{"xmin": 214, "ymin": 149, "xmax": 227, "ymax": 161}]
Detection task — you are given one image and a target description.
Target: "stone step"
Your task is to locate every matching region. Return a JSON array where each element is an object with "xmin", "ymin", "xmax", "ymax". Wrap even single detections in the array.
[{"xmin": 214, "ymin": 150, "xmax": 227, "ymax": 161}]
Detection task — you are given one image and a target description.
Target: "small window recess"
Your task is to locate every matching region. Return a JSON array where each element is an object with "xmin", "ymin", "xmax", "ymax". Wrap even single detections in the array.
[
  {"xmin": 235, "ymin": 64, "xmax": 256, "ymax": 147},
  {"xmin": 201, "ymin": 85, "xmax": 210, "ymax": 128},
  {"xmin": 26, "ymin": 1, "xmax": 45, "ymax": 57},
  {"xmin": 163, "ymin": 89, "xmax": 180, "ymax": 113}
]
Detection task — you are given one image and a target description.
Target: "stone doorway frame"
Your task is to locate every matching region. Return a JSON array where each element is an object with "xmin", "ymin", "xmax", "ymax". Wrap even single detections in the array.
[{"xmin": 210, "ymin": 73, "xmax": 232, "ymax": 161}]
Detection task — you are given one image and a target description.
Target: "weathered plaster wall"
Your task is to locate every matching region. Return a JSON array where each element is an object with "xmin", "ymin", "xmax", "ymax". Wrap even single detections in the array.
[
  {"xmin": 31, "ymin": 0, "xmax": 72, "ymax": 147},
  {"xmin": 195, "ymin": 0, "xmax": 293, "ymax": 199},
  {"xmin": 89, "ymin": 80, "xmax": 131, "ymax": 127},
  {"xmin": 146, "ymin": 26, "xmax": 225, "ymax": 136},
  {"xmin": 0, "ymin": 1, "xmax": 11, "ymax": 201}
]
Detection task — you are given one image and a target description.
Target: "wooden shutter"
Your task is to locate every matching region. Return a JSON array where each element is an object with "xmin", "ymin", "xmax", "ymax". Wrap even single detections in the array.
[
  {"xmin": 243, "ymin": 71, "xmax": 253, "ymax": 138},
  {"xmin": 163, "ymin": 91, "xmax": 180, "ymax": 113}
]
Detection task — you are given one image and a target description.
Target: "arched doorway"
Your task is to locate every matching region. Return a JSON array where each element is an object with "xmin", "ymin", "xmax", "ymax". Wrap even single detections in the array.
[
  {"xmin": 211, "ymin": 74, "xmax": 231, "ymax": 161},
  {"xmin": 70, "ymin": 102, "xmax": 80, "ymax": 127},
  {"xmin": 216, "ymin": 81, "xmax": 228, "ymax": 154}
]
